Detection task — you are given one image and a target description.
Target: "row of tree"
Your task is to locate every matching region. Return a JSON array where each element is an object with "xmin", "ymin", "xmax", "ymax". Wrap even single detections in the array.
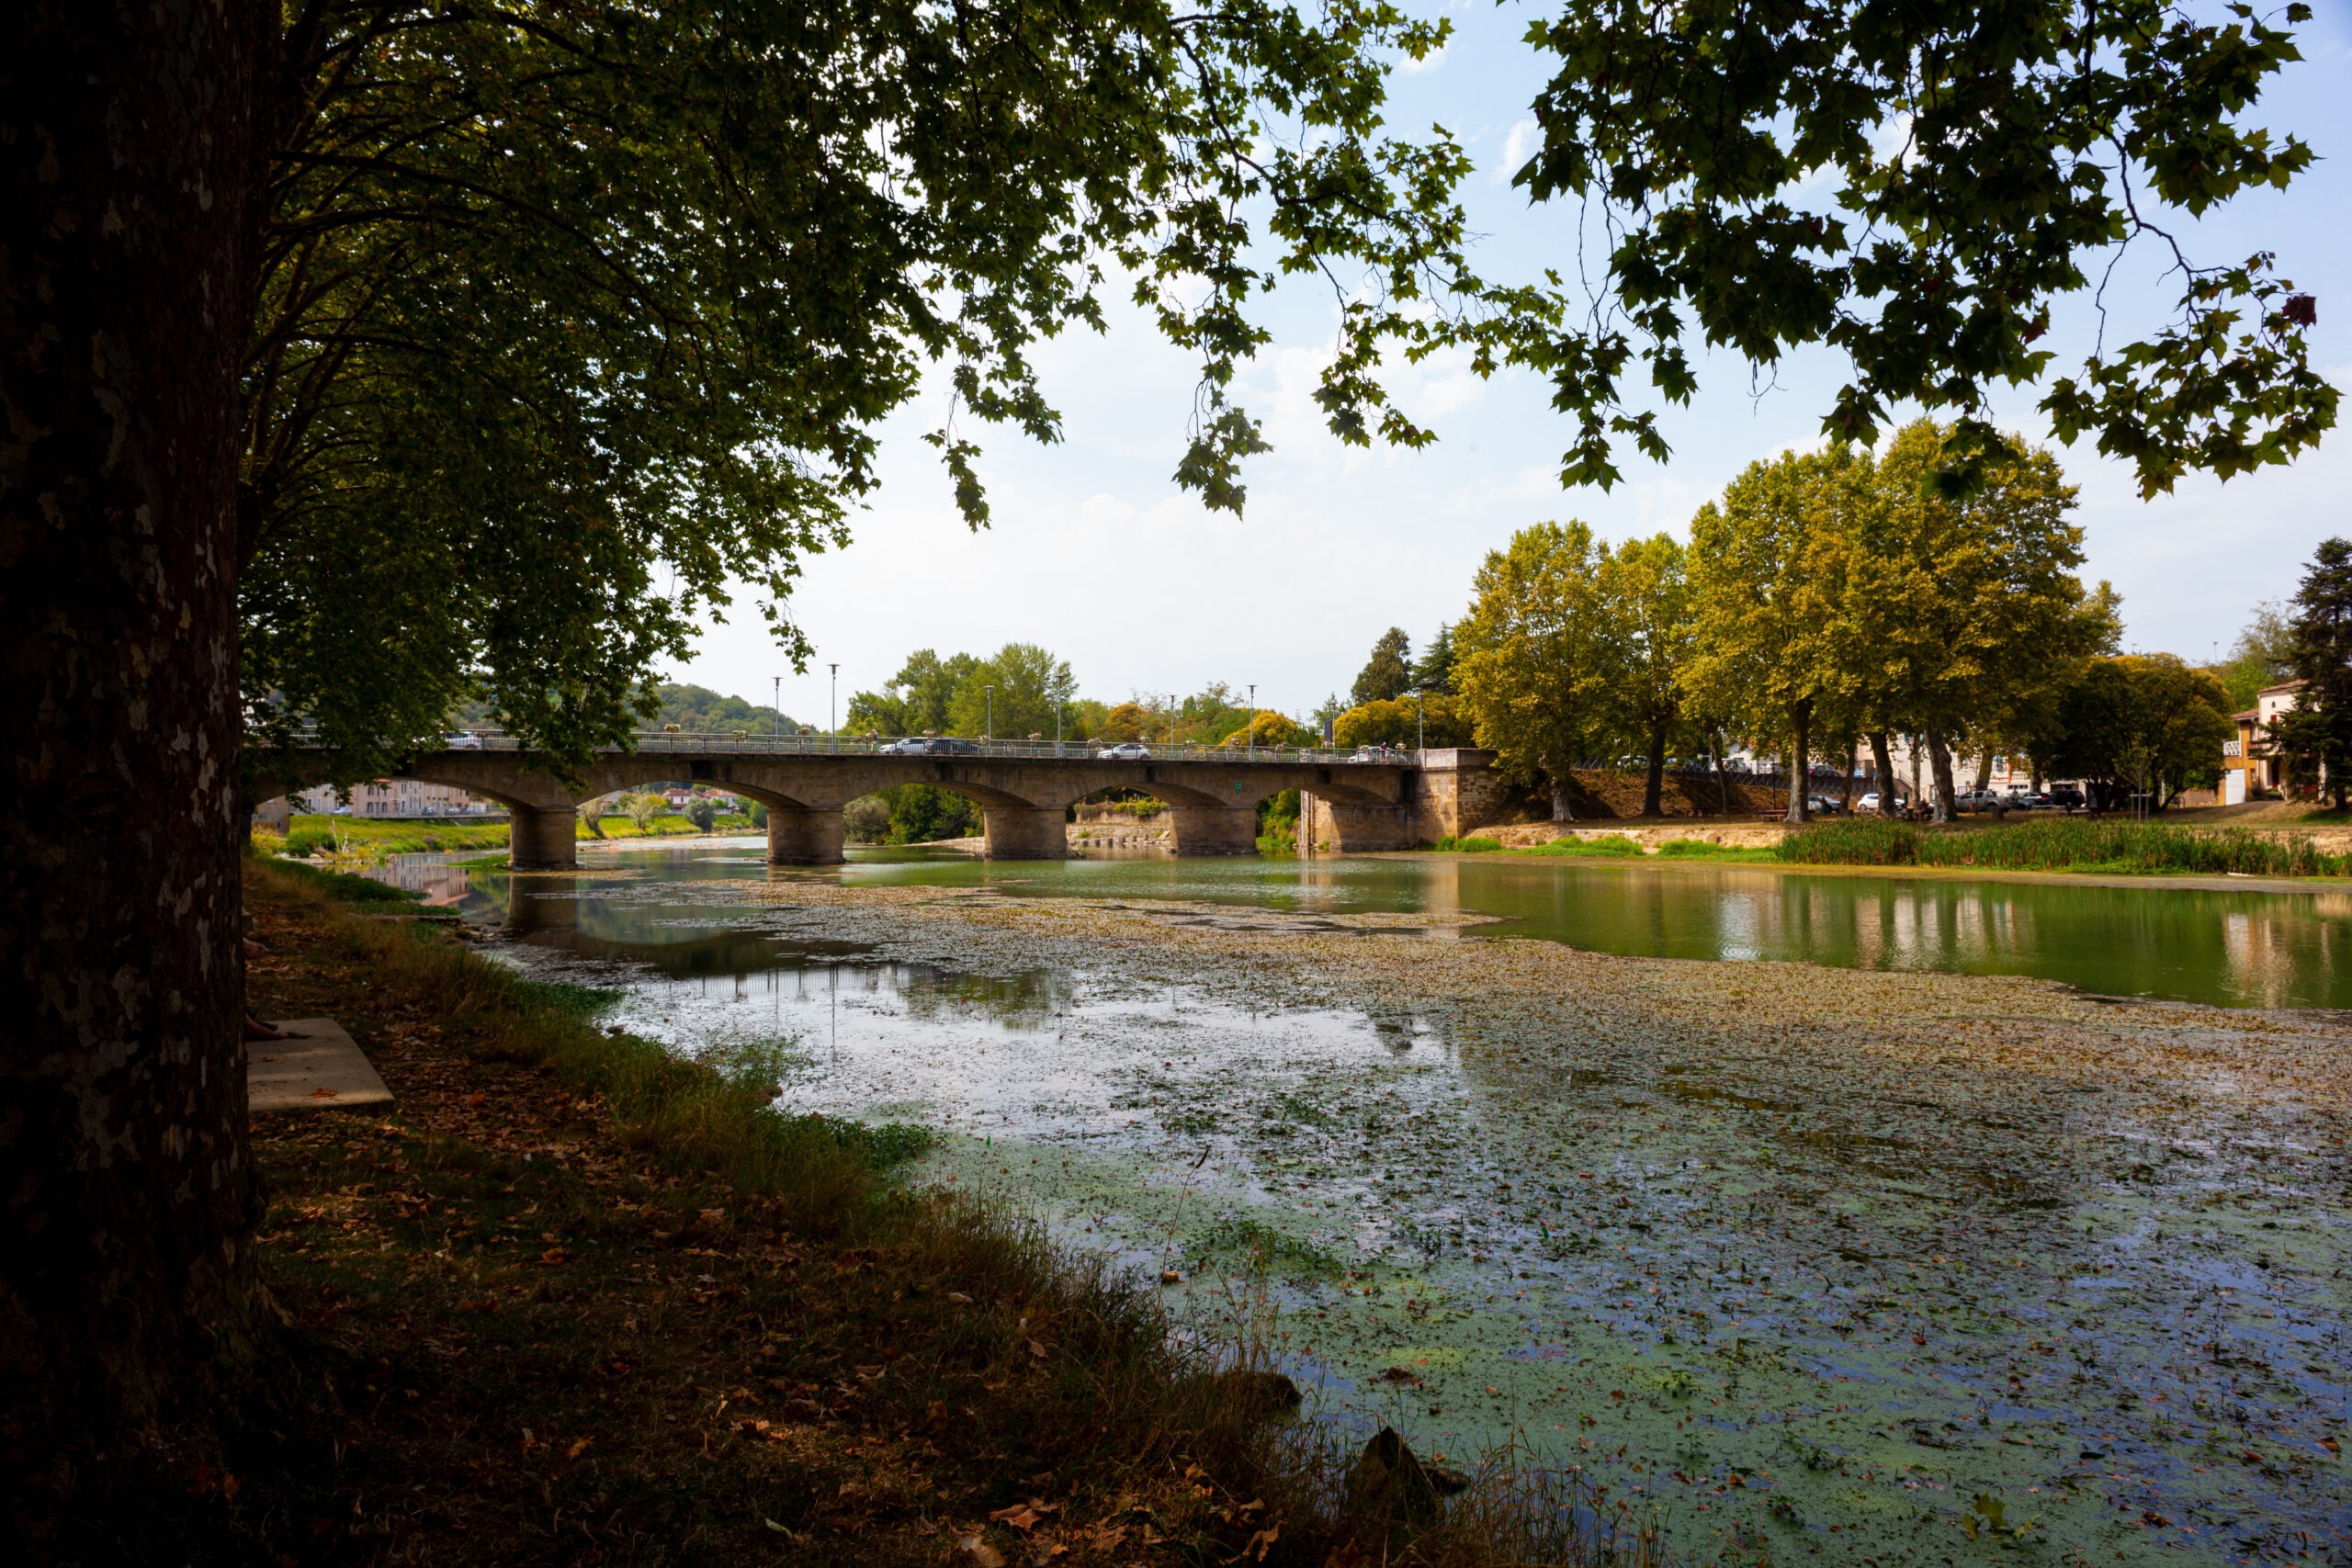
[
  {"xmin": 1434, "ymin": 422, "xmax": 2247, "ymax": 823},
  {"xmin": 843, "ymin": 647, "xmax": 1315, "ymax": 750}
]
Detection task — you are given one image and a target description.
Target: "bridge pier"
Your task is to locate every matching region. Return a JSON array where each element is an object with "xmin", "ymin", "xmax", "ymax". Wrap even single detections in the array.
[
  {"xmin": 766, "ymin": 805, "xmax": 846, "ymax": 865},
  {"xmin": 1167, "ymin": 805, "xmax": 1261, "ymax": 856},
  {"xmin": 982, "ymin": 806, "xmax": 1069, "ymax": 861},
  {"xmin": 509, "ymin": 804, "xmax": 581, "ymax": 870}
]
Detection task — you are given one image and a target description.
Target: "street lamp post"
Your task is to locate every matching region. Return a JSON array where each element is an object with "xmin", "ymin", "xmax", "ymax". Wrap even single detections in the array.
[
  {"xmin": 984, "ymin": 684, "xmax": 995, "ymax": 744},
  {"xmin": 829, "ymin": 663, "xmax": 838, "ymax": 753},
  {"xmin": 772, "ymin": 676, "xmax": 780, "ymax": 747},
  {"xmin": 1411, "ymin": 687, "xmax": 1425, "ymax": 754},
  {"xmin": 1247, "ymin": 682, "xmax": 1256, "ymax": 761}
]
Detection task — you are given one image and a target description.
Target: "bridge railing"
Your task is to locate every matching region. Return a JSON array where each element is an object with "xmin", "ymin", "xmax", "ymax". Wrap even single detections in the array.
[{"xmin": 387, "ymin": 728, "xmax": 1418, "ymax": 767}]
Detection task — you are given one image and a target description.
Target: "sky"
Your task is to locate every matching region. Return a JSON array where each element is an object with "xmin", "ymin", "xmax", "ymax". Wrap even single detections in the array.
[{"xmin": 673, "ymin": 2, "xmax": 2352, "ymax": 728}]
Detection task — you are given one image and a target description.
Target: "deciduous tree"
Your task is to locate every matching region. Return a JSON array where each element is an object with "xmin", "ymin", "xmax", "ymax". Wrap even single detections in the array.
[
  {"xmin": 1454, "ymin": 523, "xmax": 1609, "ymax": 818},
  {"xmin": 1477, "ymin": 0, "xmax": 2334, "ymax": 495},
  {"xmin": 242, "ymin": 1, "xmax": 1477, "ymax": 782},
  {"xmin": 2044, "ymin": 656, "xmax": 2233, "ymax": 809},
  {"xmin": 1687, "ymin": 454, "xmax": 1855, "ymax": 823},
  {"xmin": 1595, "ymin": 535, "xmax": 1695, "ymax": 818},
  {"xmin": 3, "ymin": 0, "xmax": 276, "ymax": 1487},
  {"xmin": 1838, "ymin": 423, "xmax": 2117, "ymax": 820},
  {"xmin": 946, "ymin": 645, "xmax": 1079, "ymax": 740}
]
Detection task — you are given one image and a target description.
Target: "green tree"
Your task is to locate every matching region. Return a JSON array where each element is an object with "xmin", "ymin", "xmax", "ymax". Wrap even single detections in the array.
[
  {"xmin": 850, "ymin": 650, "xmax": 984, "ymax": 738},
  {"xmin": 1839, "ymin": 423, "xmax": 2116, "ymax": 821},
  {"xmin": 238, "ymin": 1, "xmax": 1476, "ymax": 784},
  {"xmin": 1594, "ymin": 534, "xmax": 1695, "ymax": 818},
  {"xmin": 1687, "ymin": 455, "xmax": 1854, "ymax": 823},
  {"xmin": 2045, "ymin": 656, "xmax": 2234, "ymax": 809},
  {"xmin": 1454, "ymin": 523, "xmax": 1610, "ymax": 818},
  {"xmin": 883, "ymin": 785, "xmax": 981, "ymax": 844},
  {"xmin": 2212, "ymin": 600, "xmax": 2299, "ymax": 713},
  {"xmin": 1351, "ymin": 628, "xmax": 1415, "ymax": 707},
  {"xmin": 685, "ymin": 797, "xmax": 718, "ymax": 834},
  {"xmin": 946, "ymin": 645, "xmax": 1078, "ymax": 740},
  {"xmin": 2275, "ymin": 540, "xmax": 2352, "ymax": 809},
  {"xmin": 1476, "ymin": 0, "xmax": 2333, "ymax": 495}
]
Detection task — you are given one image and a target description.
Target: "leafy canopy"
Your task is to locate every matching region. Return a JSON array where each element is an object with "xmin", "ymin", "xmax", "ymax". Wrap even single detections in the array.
[
  {"xmin": 1453, "ymin": 521, "xmax": 1611, "ymax": 788},
  {"xmin": 1477, "ymin": 0, "xmax": 2335, "ymax": 494},
  {"xmin": 242, "ymin": 0, "xmax": 1475, "ymax": 779}
]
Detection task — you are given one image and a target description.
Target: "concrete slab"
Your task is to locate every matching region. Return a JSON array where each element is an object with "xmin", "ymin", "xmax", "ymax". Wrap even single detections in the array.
[{"xmin": 247, "ymin": 1019, "xmax": 394, "ymax": 1113}]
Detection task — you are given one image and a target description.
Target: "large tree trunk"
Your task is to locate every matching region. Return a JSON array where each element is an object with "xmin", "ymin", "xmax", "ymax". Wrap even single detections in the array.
[
  {"xmin": 1713, "ymin": 736, "xmax": 1731, "ymax": 815},
  {"xmin": 1, "ymin": 0, "xmax": 272, "ymax": 1486},
  {"xmin": 1550, "ymin": 773, "xmax": 1575, "ymax": 822},
  {"xmin": 1782, "ymin": 703, "xmax": 1813, "ymax": 824},
  {"xmin": 1869, "ymin": 731, "xmax": 1899, "ymax": 815},
  {"xmin": 1643, "ymin": 719, "xmax": 1668, "ymax": 818},
  {"xmin": 1925, "ymin": 727, "xmax": 1960, "ymax": 823}
]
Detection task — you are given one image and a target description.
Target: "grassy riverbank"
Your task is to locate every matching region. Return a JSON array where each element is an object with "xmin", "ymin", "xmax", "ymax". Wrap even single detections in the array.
[{"xmin": 174, "ymin": 860, "xmax": 1612, "ymax": 1567}]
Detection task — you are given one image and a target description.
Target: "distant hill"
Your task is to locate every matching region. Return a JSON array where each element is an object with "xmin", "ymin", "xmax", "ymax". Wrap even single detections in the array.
[
  {"xmin": 650, "ymin": 682, "xmax": 799, "ymax": 736},
  {"xmin": 444, "ymin": 683, "xmax": 797, "ymax": 738}
]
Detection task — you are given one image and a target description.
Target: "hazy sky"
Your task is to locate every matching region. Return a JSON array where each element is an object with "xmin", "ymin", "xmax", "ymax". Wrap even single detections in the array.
[{"xmin": 674, "ymin": 3, "xmax": 2352, "ymax": 728}]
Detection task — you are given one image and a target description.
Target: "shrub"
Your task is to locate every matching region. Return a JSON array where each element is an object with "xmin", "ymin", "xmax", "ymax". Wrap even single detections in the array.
[
  {"xmin": 1778, "ymin": 817, "xmax": 2338, "ymax": 876},
  {"xmin": 1776, "ymin": 818, "xmax": 1917, "ymax": 865},
  {"xmin": 1433, "ymin": 834, "xmax": 1503, "ymax": 852}
]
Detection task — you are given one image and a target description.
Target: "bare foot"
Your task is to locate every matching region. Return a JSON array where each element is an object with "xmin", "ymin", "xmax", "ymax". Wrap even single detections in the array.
[{"xmin": 244, "ymin": 1012, "xmax": 288, "ymax": 1042}]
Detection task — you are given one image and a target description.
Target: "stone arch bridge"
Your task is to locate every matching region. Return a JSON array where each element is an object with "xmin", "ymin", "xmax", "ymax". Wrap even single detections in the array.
[{"xmin": 263, "ymin": 739, "xmax": 1504, "ymax": 869}]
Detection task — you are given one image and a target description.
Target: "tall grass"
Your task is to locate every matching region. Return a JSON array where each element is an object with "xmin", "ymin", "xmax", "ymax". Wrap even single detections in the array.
[{"xmin": 1778, "ymin": 817, "xmax": 2339, "ymax": 876}]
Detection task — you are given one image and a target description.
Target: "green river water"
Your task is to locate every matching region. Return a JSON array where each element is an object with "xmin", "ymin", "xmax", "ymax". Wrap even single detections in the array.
[{"xmin": 367, "ymin": 844, "xmax": 2351, "ymax": 1564}]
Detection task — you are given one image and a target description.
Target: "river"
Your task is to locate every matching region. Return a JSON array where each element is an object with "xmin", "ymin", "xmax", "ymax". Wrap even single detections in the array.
[{"xmin": 363, "ymin": 841, "xmax": 2352, "ymax": 1563}]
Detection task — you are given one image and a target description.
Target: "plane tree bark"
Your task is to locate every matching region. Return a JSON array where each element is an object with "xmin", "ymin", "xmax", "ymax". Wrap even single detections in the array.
[{"xmin": 1, "ymin": 0, "xmax": 273, "ymax": 1495}]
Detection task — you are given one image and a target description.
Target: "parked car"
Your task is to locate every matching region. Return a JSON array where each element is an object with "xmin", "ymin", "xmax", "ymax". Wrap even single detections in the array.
[
  {"xmin": 923, "ymin": 737, "xmax": 981, "ymax": 756},
  {"xmin": 1856, "ymin": 790, "xmax": 1905, "ymax": 812},
  {"xmin": 2046, "ymin": 785, "xmax": 2086, "ymax": 811},
  {"xmin": 1955, "ymin": 789, "xmax": 2016, "ymax": 813},
  {"xmin": 876, "ymin": 737, "xmax": 931, "ymax": 756},
  {"xmin": 1351, "ymin": 744, "xmax": 1401, "ymax": 762},
  {"xmin": 444, "ymin": 731, "xmax": 483, "ymax": 750},
  {"xmin": 1805, "ymin": 794, "xmax": 1845, "ymax": 815},
  {"xmin": 1096, "ymin": 741, "xmax": 1151, "ymax": 761}
]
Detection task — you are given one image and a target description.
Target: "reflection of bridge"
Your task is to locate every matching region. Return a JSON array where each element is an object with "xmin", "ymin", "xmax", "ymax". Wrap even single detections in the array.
[{"xmin": 264, "ymin": 735, "xmax": 1504, "ymax": 869}]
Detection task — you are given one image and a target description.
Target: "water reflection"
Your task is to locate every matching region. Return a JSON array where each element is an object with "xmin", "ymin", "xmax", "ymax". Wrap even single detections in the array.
[{"xmin": 352, "ymin": 844, "xmax": 2352, "ymax": 1010}]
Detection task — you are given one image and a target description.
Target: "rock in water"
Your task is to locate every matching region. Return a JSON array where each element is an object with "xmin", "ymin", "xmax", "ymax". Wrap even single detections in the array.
[{"xmin": 1342, "ymin": 1426, "xmax": 1462, "ymax": 1524}]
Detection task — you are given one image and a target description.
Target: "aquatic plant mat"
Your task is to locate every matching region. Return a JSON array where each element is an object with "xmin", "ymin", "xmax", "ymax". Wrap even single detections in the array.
[
  {"xmin": 481, "ymin": 869, "xmax": 2352, "ymax": 1565},
  {"xmin": 83, "ymin": 861, "xmax": 1630, "ymax": 1567}
]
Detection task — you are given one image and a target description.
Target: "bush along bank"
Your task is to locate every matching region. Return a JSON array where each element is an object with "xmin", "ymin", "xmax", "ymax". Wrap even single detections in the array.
[
  {"xmin": 1776, "ymin": 817, "xmax": 2341, "ymax": 876},
  {"xmin": 195, "ymin": 859, "xmax": 1630, "ymax": 1568}
]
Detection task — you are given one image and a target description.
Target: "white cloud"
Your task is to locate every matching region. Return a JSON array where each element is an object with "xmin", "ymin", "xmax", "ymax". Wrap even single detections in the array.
[{"xmin": 1495, "ymin": 118, "xmax": 1537, "ymax": 186}]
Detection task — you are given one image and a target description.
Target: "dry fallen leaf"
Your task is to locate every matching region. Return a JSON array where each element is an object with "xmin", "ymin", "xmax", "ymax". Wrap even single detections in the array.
[
  {"xmin": 956, "ymin": 1534, "xmax": 1005, "ymax": 1567},
  {"xmin": 987, "ymin": 1501, "xmax": 1057, "ymax": 1530},
  {"xmin": 564, "ymin": 1437, "xmax": 592, "ymax": 1459},
  {"xmin": 1026, "ymin": 1338, "xmax": 1048, "ymax": 1360}
]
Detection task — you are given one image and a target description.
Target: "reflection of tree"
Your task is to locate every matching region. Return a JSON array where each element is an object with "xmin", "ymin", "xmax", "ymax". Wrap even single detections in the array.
[{"xmin": 895, "ymin": 964, "xmax": 1074, "ymax": 1029}]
